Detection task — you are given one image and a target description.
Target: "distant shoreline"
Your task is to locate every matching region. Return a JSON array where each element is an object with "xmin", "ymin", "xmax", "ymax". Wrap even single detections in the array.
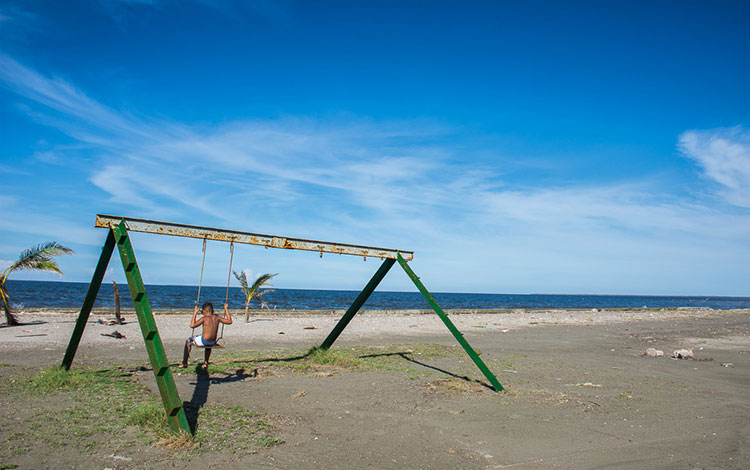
[
  {"xmin": 6, "ymin": 279, "xmax": 748, "ymax": 299},
  {"xmin": 10, "ymin": 306, "xmax": 749, "ymax": 316}
]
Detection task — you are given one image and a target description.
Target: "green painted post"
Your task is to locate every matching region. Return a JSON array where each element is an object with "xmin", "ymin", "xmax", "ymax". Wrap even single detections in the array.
[
  {"xmin": 111, "ymin": 221, "xmax": 191, "ymax": 435},
  {"xmin": 396, "ymin": 253, "xmax": 504, "ymax": 392},
  {"xmin": 320, "ymin": 258, "xmax": 395, "ymax": 350},
  {"xmin": 62, "ymin": 230, "xmax": 116, "ymax": 370}
]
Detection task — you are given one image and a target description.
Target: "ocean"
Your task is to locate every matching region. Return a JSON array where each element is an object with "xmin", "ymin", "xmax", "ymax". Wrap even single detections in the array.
[{"xmin": 4, "ymin": 280, "xmax": 749, "ymax": 311}]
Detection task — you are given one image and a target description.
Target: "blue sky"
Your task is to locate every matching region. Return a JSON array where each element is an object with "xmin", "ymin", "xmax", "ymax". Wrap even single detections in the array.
[{"xmin": 1, "ymin": 0, "xmax": 749, "ymax": 295}]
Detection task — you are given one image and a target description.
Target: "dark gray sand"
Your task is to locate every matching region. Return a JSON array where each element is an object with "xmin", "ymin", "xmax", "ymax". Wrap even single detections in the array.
[{"xmin": 1, "ymin": 309, "xmax": 748, "ymax": 469}]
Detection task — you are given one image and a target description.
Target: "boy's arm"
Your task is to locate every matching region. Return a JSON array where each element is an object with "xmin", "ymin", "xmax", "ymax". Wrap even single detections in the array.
[
  {"xmin": 189, "ymin": 306, "xmax": 204, "ymax": 328},
  {"xmin": 220, "ymin": 303, "xmax": 233, "ymax": 324}
]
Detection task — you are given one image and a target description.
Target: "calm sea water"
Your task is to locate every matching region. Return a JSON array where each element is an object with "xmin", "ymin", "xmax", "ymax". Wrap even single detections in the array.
[{"xmin": 5, "ymin": 280, "xmax": 749, "ymax": 310}]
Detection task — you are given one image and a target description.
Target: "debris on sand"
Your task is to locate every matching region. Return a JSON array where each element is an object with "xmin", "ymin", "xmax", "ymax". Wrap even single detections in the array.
[
  {"xmin": 289, "ymin": 390, "xmax": 307, "ymax": 399},
  {"xmin": 101, "ymin": 330, "xmax": 126, "ymax": 339},
  {"xmin": 646, "ymin": 348, "xmax": 664, "ymax": 357},
  {"xmin": 672, "ymin": 348, "xmax": 694, "ymax": 359}
]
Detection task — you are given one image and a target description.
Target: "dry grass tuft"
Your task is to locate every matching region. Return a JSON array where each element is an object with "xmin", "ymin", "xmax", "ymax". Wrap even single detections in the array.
[
  {"xmin": 155, "ymin": 432, "xmax": 198, "ymax": 450},
  {"xmin": 424, "ymin": 378, "xmax": 486, "ymax": 394}
]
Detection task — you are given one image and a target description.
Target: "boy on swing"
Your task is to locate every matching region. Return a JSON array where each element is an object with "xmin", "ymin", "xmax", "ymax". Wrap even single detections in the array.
[{"xmin": 180, "ymin": 301, "xmax": 232, "ymax": 368}]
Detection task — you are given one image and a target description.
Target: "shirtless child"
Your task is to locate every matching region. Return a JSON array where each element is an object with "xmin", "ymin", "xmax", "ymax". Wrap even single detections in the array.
[{"xmin": 180, "ymin": 301, "xmax": 232, "ymax": 368}]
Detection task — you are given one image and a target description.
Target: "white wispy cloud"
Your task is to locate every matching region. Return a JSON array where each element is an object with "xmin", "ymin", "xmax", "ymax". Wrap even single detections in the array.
[
  {"xmin": 679, "ymin": 127, "xmax": 750, "ymax": 208},
  {"xmin": 0, "ymin": 53, "xmax": 164, "ymax": 143},
  {"xmin": 2, "ymin": 54, "xmax": 749, "ymax": 293}
]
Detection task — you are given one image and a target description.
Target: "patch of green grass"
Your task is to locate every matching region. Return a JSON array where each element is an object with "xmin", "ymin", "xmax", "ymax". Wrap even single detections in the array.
[
  {"xmin": 28, "ymin": 367, "xmax": 97, "ymax": 392},
  {"xmin": 20, "ymin": 403, "xmax": 122, "ymax": 453},
  {"xmin": 1, "ymin": 365, "xmax": 280, "ymax": 460},
  {"xmin": 16, "ymin": 366, "xmax": 131, "ymax": 396},
  {"xmin": 124, "ymin": 399, "xmax": 171, "ymax": 440},
  {"xmin": 193, "ymin": 404, "xmax": 278, "ymax": 453},
  {"xmin": 256, "ymin": 435, "xmax": 282, "ymax": 448},
  {"xmin": 306, "ymin": 347, "xmax": 362, "ymax": 368}
]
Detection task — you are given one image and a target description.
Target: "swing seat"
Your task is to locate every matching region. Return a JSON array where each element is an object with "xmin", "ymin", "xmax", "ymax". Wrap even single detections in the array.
[
  {"xmin": 190, "ymin": 335, "xmax": 227, "ymax": 349},
  {"xmin": 193, "ymin": 339, "xmax": 226, "ymax": 349}
]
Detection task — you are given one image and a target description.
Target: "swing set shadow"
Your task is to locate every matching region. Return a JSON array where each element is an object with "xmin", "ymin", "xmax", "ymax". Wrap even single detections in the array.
[
  {"xmin": 184, "ymin": 347, "xmax": 494, "ymax": 433},
  {"xmin": 182, "ymin": 367, "xmax": 258, "ymax": 434},
  {"xmin": 220, "ymin": 347, "xmax": 497, "ymax": 390},
  {"xmin": 358, "ymin": 351, "xmax": 498, "ymax": 392},
  {"xmin": 60, "ymin": 214, "xmax": 504, "ymax": 436}
]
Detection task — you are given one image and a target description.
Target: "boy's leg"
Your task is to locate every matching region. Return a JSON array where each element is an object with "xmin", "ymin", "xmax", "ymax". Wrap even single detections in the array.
[
  {"xmin": 204, "ymin": 347, "xmax": 212, "ymax": 365},
  {"xmin": 181, "ymin": 339, "xmax": 192, "ymax": 367}
]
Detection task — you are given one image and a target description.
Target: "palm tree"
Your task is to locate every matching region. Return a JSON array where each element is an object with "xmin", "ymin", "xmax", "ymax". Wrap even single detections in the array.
[
  {"xmin": 233, "ymin": 271, "xmax": 277, "ymax": 322},
  {"xmin": 1, "ymin": 242, "xmax": 74, "ymax": 326}
]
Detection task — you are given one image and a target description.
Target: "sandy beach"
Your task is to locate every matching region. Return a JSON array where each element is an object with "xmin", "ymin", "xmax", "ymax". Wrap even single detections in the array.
[
  {"xmin": 1, "ymin": 307, "xmax": 749, "ymax": 469},
  {"xmin": 0, "ymin": 306, "xmax": 743, "ymax": 353}
]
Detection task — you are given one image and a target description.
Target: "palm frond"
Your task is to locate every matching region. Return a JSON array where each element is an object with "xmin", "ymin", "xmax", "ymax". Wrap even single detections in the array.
[
  {"xmin": 3, "ymin": 242, "xmax": 74, "ymax": 279},
  {"xmin": 249, "ymin": 273, "xmax": 277, "ymax": 296},
  {"xmin": 233, "ymin": 270, "xmax": 250, "ymax": 295},
  {"xmin": 256, "ymin": 288, "xmax": 274, "ymax": 298}
]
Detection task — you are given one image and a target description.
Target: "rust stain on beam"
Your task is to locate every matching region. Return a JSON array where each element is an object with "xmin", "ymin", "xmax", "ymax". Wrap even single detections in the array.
[{"xmin": 95, "ymin": 214, "xmax": 414, "ymax": 260}]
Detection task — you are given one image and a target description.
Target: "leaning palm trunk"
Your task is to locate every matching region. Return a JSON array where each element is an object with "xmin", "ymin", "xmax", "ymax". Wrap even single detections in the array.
[
  {"xmin": 1, "ymin": 282, "xmax": 17, "ymax": 326},
  {"xmin": 1, "ymin": 242, "xmax": 73, "ymax": 326}
]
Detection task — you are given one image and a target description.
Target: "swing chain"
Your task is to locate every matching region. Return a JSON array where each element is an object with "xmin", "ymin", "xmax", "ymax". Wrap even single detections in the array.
[
  {"xmin": 218, "ymin": 240, "xmax": 235, "ymax": 343},
  {"xmin": 192, "ymin": 237, "xmax": 208, "ymax": 337}
]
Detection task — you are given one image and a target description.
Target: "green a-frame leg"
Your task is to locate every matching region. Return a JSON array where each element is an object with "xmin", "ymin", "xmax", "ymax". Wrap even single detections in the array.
[
  {"xmin": 320, "ymin": 253, "xmax": 504, "ymax": 392},
  {"xmin": 62, "ymin": 220, "xmax": 191, "ymax": 435}
]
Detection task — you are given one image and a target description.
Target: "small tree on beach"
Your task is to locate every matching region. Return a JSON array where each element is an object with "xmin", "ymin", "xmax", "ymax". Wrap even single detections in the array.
[
  {"xmin": 1, "ymin": 242, "xmax": 74, "ymax": 326},
  {"xmin": 233, "ymin": 271, "xmax": 277, "ymax": 322}
]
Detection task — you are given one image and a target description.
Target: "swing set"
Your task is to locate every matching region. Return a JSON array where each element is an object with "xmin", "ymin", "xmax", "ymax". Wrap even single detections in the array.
[{"xmin": 61, "ymin": 214, "xmax": 504, "ymax": 436}]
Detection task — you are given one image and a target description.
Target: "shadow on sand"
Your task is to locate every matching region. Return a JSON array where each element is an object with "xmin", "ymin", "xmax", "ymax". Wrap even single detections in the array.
[
  {"xmin": 358, "ymin": 351, "xmax": 498, "ymax": 392},
  {"xmin": 182, "ymin": 366, "xmax": 258, "ymax": 434},
  {"xmin": 1, "ymin": 320, "xmax": 47, "ymax": 328}
]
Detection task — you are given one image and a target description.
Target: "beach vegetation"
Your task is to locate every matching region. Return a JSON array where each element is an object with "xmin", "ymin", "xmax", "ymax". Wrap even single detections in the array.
[
  {"xmin": 232, "ymin": 271, "xmax": 277, "ymax": 322},
  {"xmin": 1, "ymin": 365, "xmax": 278, "ymax": 460},
  {"xmin": 1, "ymin": 242, "xmax": 73, "ymax": 326}
]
